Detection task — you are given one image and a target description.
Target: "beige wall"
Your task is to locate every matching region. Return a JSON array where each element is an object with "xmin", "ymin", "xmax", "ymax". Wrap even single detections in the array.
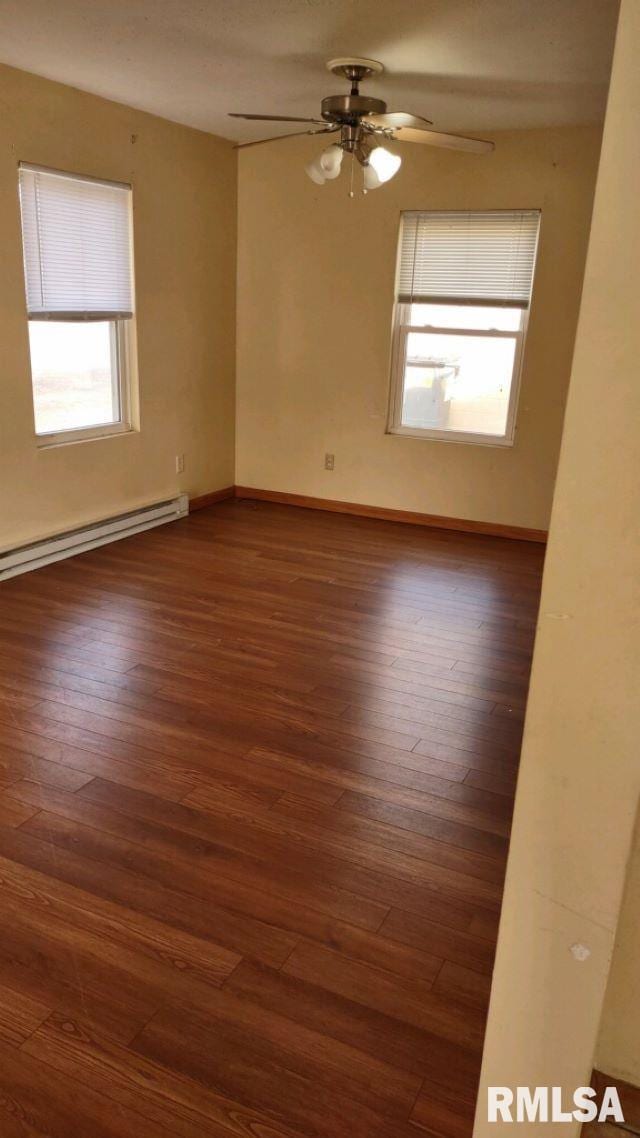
[
  {"xmin": 0, "ymin": 63, "xmax": 236, "ymax": 552},
  {"xmin": 596, "ymin": 810, "xmax": 640, "ymax": 1085},
  {"xmin": 474, "ymin": 0, "xmax": 639, "ymax": 1132},
  {"xmin": 236, "ymin": 124, "xmax": 601, "ymax": 531}
]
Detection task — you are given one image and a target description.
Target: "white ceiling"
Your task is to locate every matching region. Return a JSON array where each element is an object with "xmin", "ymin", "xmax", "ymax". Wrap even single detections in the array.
[{"xmin": 0, "ymin": 0, "xmax": 619, "ymax": 143}]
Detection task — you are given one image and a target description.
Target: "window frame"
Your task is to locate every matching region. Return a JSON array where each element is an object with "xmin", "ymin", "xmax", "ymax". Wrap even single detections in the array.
[
  {"xmin": 387, "ymin": 301, "xmax": 529, "ymax": 447},
  {"xmin": 31, "ymin": 317, "xmax": 135, "ymax": 449},
  {"xmin": 18, "ymin": 161, "xmax": 137, "ymax": 449}
]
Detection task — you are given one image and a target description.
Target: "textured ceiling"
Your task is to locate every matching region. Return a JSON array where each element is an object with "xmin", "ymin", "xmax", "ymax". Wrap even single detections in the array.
[{"xmin": 0, "ymin": 0, "xmax": 620, "ymax": 142}]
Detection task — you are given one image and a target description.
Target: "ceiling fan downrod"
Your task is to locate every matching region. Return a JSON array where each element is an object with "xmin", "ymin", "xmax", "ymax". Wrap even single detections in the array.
[{"xmin": 322, "ymin": 57, "xmax": 387, "ymax": 152}]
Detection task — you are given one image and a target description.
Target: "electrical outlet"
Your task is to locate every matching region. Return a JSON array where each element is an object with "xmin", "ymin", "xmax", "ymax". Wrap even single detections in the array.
[
  {"xmin": 324, "ymin": 453, "xmax": 335, "ymax": 471},
  {"xmin": 175, "ymin": 454, "xmax": 185, "ymax": 474}
]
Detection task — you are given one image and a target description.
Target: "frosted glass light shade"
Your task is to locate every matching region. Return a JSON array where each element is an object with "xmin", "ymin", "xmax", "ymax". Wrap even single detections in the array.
[
  {"xmin": 363, "ymin": 164, "xmax": 382, "ymax": 190},
  {"xmin": 305, "ymin": 155, "xmax": 326, "ymax": 185},
  {"xmin": 368, "ymin": 146, "xmax": 401, "ymax": 184},
  {"xmin": 320, "ymin": 144, "xmax": 343, "ymax": 180}
]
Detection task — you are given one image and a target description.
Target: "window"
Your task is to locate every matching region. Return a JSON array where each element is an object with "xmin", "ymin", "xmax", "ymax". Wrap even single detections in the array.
[
  {"xmin": 388, "ymin": 210, "xmax": 540, "ymax": 445},
  {"xmin": 18, "ymin": 164, "xmax": 135, "ymax": 445}
]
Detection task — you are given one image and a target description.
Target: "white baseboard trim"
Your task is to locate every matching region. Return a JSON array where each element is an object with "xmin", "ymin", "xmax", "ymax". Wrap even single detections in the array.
[{"xmin": 0, "ymin": 494, "xmax": 189, "ymax": 581}]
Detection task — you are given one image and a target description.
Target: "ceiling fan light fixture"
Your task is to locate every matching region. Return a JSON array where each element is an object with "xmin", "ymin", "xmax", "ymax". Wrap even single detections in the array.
[
  {"xmin": 319, "ymin": 143, "xmax": 343, "ymax": 179},
  {"xmin": 363, "ymin": 163, "xmax": 382, "ymax": 191},
  {"xmin": 305, "ymin": 154, "xmax": 327, "ymax": 185},
  {"xmin": 368, "ymin": 145, "xmax": 402, "ymax": 184}
]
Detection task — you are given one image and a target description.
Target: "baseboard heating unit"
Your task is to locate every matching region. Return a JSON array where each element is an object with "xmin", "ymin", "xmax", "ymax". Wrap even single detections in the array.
[{"xmin": 0, "ymin": 494, "xmax": 189, "ymax": 581}]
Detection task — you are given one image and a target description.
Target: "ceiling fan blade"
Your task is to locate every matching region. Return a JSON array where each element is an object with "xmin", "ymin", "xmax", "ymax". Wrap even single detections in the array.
[
  {"xmin": 389, "ymin": 126, "xmax": 494, "ymax": 154},
  {"xmin": 229, "ymin": 113, "xmax": 327, "ymax": 124},
  {"xmin": 364, "ymin": 112, "xmax": 433, "ymax": 130},
  {"xmin": 235, "ymin": 127, "xmax": 338, "ymax": 150}
]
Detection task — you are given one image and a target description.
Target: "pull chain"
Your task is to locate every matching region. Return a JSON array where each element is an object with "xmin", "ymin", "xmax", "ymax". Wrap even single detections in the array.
[{"xmin": 348, "ymin": 151, "xmax": 355, "ymax": 198}]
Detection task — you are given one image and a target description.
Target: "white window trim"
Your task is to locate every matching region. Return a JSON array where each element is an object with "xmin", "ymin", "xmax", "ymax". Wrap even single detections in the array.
[
  {"xmin": 387, "ymin": 302, "xmax": 529, "ymax": 448},
  {"xmin": 34, "ymin": 318, "xmax": 136, "ymax": 449}
]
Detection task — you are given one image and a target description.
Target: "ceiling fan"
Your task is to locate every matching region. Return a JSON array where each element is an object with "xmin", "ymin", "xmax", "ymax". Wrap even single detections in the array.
[{"xmin": 230, "ymin": 57, "xmax": 494, "ymax": 194}]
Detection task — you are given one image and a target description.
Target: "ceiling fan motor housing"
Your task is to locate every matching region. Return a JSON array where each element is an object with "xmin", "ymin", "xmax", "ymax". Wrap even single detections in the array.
[{"xmin": 321, "ymin": 94, "xmax": 386, "ymax": 123}]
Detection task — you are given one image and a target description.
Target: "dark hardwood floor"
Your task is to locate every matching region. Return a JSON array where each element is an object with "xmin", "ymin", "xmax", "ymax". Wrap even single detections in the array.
[{"xmin": 0, "ymin": 499, "xmax": 544, "ymax": 1138}]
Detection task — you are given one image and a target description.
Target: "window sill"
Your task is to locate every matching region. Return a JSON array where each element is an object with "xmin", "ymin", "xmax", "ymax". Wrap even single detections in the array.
[
  {"xmin": 36, "ymin": 423, "xmax": 135, "ymax": 450},
  {"xmin": 387, "ymin": 426, "xmax": 515, "ymax": 448}
]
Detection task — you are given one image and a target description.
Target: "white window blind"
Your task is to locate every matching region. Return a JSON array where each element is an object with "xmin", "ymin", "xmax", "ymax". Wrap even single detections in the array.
[
  {"xmin": 397, "ymin": 210, "xmax": 540, "ymax": 308},
  {"xmin": 18, "ymin": 164, "xmax": 134, "ymax": 320}
]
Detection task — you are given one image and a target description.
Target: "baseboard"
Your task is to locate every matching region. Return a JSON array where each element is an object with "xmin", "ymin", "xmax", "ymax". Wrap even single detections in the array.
[
  {"xmin": 189, "ymin": 486, "xmax": 235, "ymax": 511},
  {"xmin": 593, "ymin": 1070, "xmax": 640, "ymax": 1132},
  {"xmin": 233, "ymin": 486, "xmax": 548, "ymax": 543},
  {"xmin": 0, "ymin": 495, "xmax": 189, "ymax": 581}
]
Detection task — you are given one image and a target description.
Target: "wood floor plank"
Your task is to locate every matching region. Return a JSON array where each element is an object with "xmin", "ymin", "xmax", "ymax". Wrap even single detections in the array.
[
  {"xmin": 18, "ymin": 802, "xmax": 389, "ymax": 934},
  {"xmin": 0, "ymin": 499, "xmax": 542, "ymax": 1136},
  {"xmin": 0, "ymin": 979, "xmax": 52, "ymax": 1048},
  {"xmin": 0, "ymin": 820, "xmax": 297, "ymax": 968},
  {"xmin": 0, "ymin": 793, "xmax": 39, "ymax": 828},
  {"xmin": 410, "ymin": 1075, "xmax": 479, "ymax": 1138},
  {"xmin": 179, "ymin": 784, "xmax": 503, "ymax": 914},
  {"xmin": 134, "ymin": 1003, "xmax": 418, "ymax": 1138},
  {"xmin": 0, "ymin": 1037, "xmax": 181, "ymax": 1138},
  {"xmin": 433, "ymin": 961, "xmax": 494, "ymax": 1010},
  {"xmin": 225, "ymin": 957, "xmax": 481, "ymax": 1094},
  {"xmin": 0, "ymin": 846, "xmax": 240, "ymax": 991},
  {"xmin": 335, "ymin": 789, "xmax": 510, "ymax": 857},
  {"xmin": 24, "ymin": 1013, "xmax": 305, "ymax": 1138},
  {"xmin": 0, "ymin": 719, "xmax": 199, "ymax": 801},
  {"xmin": 0, "ymin": 888, "xmax": 164, "ymax": 1045},
  {"xmin": 299, "ymin": 920, "xmax": 443, "ymax": 983},
  {"xmin": 380, "ymin": 907, "xmax": 496, "ymax": 975},
  {"xmin": 281, "ymin": 940, "xmax": 485, "ymax": 1049},
  {"xmin": 71, "ymin": 777, "xmax": 501, "ymax": 915},
  {"xmin": 469, "ymin": 911, "xmax": 502, "ymax": 941},
  {"xmin": 138, "ymin": 981, "xmax": 425, "ymax": 1122},
  {"xmin": 0, "ymin": 746, "xmax": 94, "ymax": 791},
  {"xmin": 247, "ymin": 746, "xmax": 512, "ymax": 836},
  {"xmin": 274, "ymin": 793, "xmax": 506, "ymax": 884}
]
